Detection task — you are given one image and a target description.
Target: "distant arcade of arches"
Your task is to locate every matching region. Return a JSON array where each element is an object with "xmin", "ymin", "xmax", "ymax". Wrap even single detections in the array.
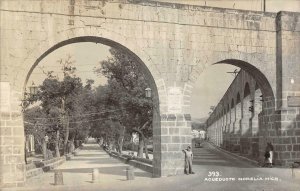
[{"xmin": 207, "ymin": 61, "xmax": 275, "ymax": 161}]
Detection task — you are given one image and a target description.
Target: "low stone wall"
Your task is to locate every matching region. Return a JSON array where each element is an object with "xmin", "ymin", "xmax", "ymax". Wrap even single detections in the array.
[
  {"xmin": 107, "ymin": 150, "xmax": 153, "ymax": 173},
  {"xmin": 121, "ymin": 153, "xmax": 153, "ymax": 165},
  {"xmin": 26, "ymin": 156, "xmax": 66, "ymax": 179}
]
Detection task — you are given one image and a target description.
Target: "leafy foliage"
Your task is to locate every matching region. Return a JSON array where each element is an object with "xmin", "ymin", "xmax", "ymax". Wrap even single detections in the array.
[
  {"xmin": 24, "ymin": 50, "xmax": 154, "ymax": 158},
  {"xmin": 92, "ymin": 48, "xmax": 154, "ymax": 156},
  {"xmin": 24, "ymin": 56, "xmax": 97, "ymax": 156}
]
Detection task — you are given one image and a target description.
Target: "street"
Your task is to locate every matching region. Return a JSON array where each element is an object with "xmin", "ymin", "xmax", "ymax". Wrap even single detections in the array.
[
  {"xmin": 3, "ymin": 139, "xmax": 299, "ymax": 191},
  {"xmin": 190, "ymin": 142, "xmax": 300, "ymax": 191}
]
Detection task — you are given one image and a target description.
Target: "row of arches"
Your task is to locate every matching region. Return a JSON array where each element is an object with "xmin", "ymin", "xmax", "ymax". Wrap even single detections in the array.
[{"xmin": 207, "ymin": 70, "xmax": 265, "ymax": 155}]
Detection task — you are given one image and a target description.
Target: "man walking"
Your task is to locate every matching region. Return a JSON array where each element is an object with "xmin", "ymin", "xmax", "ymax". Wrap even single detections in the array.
[{"xmin": 182, "ymin": 145, "xmax": 195, "ymax": 175}]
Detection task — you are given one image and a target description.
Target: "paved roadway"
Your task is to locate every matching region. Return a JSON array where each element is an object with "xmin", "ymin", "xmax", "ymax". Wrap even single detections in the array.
[
  {"xmin": 4, "ymin": 139, "xmax": 300, "ymax": 191},
  {"xmin": 190, "ymin": 142, "xmax": 300, "ymax": 191}
]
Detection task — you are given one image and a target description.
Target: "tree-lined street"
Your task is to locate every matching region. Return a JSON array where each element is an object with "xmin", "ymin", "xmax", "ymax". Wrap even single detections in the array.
[
  {"xmin": 23, "ymin": 47, "xmax": 154, "ymax": 163},
  {"xmin": 22, "ymin": 138, "xmax": 152, "ymax": 190},
  {"xmin": 4, "ymin": 139, "xmax": 299, "ymax": 191}
]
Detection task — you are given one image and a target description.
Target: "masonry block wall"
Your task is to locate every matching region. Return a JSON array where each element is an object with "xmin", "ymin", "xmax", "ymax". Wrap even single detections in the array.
[
  {"xmin": 273, "ymin": 12, "xmax": 300, "ymax": 165},
  {"xmin": 0, "ymin": 0, "xmax": 300, "ymax": 187},
  {"xmin": 154, "ymin": 114, "xmax": 191, "ymax": 176},
  {"xmin": 0, "ymin": 84, "xmax": 26, "ymax": 187},
  {"xmin": 207, "ymin": 12, "xmax": 300, "ymax": 165}
]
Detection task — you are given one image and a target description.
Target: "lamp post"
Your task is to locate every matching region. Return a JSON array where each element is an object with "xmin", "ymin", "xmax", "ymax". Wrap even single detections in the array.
[
  {"xmin": 145, "ymin": 87, "xmax": 161, "ymax": 118},
  {"xmin": 145, "ymin": 87, "xmax": 159, "ymax": 111},
  {"xmin": 145, "ymin": 87, "xmax": 152, "ymax": 98},
  {"xmin": 22, "ymin": 82, "xmax": 38, "ymax": 111},
  {"xmin": 43, "ymin": 135, "xmax": 49, "ymax": 160},
  {"xmin": 29, "ymin": 82, "xmax": 38, "ymax": 96}
]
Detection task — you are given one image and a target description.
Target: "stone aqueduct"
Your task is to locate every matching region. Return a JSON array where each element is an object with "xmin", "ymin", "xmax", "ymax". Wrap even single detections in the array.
[
  {"xmin": 0, "ymin": 0, "xmax": 300, "ymax": 187},
  {"xmin": 207, "ymin": 70, "xmax": 266, "ymax": 159}
]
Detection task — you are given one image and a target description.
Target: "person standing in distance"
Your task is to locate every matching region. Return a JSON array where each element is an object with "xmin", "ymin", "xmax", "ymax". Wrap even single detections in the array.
[
  {"xmin": 264, "ymin": 142, "xmax": 274, "ymax": 168},
  {"xmin": 182, "ymin": 145, "xmax": 195, "ymax": 175}
]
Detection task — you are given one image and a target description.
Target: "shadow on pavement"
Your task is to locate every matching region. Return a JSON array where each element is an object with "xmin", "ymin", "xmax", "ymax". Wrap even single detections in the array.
[
  {"xmin": 193, "ymin": 161, "xmax": 239, "ymax": 167},
  {"xmin": 80, "ymin": 146, "xmax": 100, "ymax": 150},
  {"xmin": 54, "ymin": 166, "xmax": 152, "ymax": 178},
  {"xmin": 86, "ymin": 158, "xmax": 126, "ymax": 165},
  {"xmin": 73, "ymin": 153, "xmax": 107, "ymax": 157},
  {"xmin": 193, "ymin": 147, "xmax": 255, "ymax": 168},
  {"xmin": 69, "ymin": 158, "xmax": 121, "ymax": 164}
]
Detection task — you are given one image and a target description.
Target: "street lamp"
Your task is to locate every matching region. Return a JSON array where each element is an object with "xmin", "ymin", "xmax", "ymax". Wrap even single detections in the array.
[
  {"xmin": 29, "ymin": 82, "xmax": 38, "ymax": 96},
  {"xmin": 44, "ymin": 135, "xmax": 49, "ymax": 143},
  {"xmin": 145, "ymin": 87, "xmax": 152, "ymax": 98},
  {"xmin": 145, "ymin": 87, "xmax": 161, "ymax": 116},
  {"xmin": 21, "ymin": 82, "xmax": 38, "ymax": 111},
  {"xmin": 43, "ymin": 135, "xmax": 49, "ymax": 160}
]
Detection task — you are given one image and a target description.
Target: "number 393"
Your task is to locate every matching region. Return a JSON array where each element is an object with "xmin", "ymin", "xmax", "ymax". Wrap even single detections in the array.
[{"xmin": 208, "ymin": 171, "xmax": 220, "ymax": 177}]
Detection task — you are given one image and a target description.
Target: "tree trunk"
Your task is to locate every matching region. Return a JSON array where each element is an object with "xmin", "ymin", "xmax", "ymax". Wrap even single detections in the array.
[
  {"xmin": 69, "ymin": 136, "xmax": 75, "ymax": 153},
  {"xmin": 117, "ymin": 126, "xmax": 125, "ymax": 154},
  {"xmin": 134, "ymin": 122, "xmax": 150, "ymax": 158},
  {"xmin": 109, "ymin": 138, "xmax": 114, "ymax": 151},
  {"xmin": 62, "ymin": 97, "xmax": 70, "ymax": 155},
  {"xmin": 55, "ymin": 130, "xmax": 60, "ymax": 157},
  {"xmin": 35, "ymin": 138, "xmax": 43, "ymax": 154},
  {"xmin": 117, "ymin": 139, "xmax": 123, "ymax": 154},
  {"xmin": 137, "ymin": 135, "xmax": 144, "ymax": 158},
  {"xmin": 144, "ymin": 138, "xmax": 149, "ymax": 159},
  {"xmin": 63, "ymin": 115, "xmax": 69, "ymax": 154}
]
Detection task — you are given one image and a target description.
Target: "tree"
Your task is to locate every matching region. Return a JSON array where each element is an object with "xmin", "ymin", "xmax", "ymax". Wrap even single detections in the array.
[
  {"xmin": 25, "ymin": 55, "xmax": 86, "ymax": 157},
  {"xmin": 94, "ymin": 48, "xmax": 153, "ymax": 157},
  {"xmin": 67, "ymin": 79, "xmax": 97, "ymax": 151},
  {"xmin": 23, "ymin": 106, "xmax": 48, "ymax": 154}
]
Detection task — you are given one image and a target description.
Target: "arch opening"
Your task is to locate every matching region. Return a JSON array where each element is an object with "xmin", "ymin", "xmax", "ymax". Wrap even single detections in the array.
[
  {"xmin": 22, "ymin": 36, "xmax": 161, "ymax": 177},
  {"xmin": 195, "ymin": 59, "xmax": 276, "ymax": 165}
]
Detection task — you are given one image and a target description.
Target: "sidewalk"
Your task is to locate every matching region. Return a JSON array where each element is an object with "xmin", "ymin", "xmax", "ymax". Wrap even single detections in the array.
[{"xmin": 6, "ymin": 139, "xmax": 152, "ymax": 191}]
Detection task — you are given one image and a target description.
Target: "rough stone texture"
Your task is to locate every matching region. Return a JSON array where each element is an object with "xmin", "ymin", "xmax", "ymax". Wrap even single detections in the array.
[
  {"xmin": 208, "ymin": 67, "xmax": 300, "ymax": 165},
  {"xmin": 0, "ymin": 0, "xmax": 300, "ymax": 187},
  {"xmin": 154, "ymin": 113, "xmax": 191, "ymax": 177}
]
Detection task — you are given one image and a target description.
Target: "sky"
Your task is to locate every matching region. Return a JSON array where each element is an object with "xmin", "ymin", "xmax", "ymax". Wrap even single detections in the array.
[
  {"xmin": 26, "ymin": 0, "xmax": 299, "ymax": 120},
  {"xmin": 190, "ymin": 64, "xmax": 238, "ymax": 120},
  {"xmin": 28, "ymin": 43, "xmax": 110, "ymax": 88}
]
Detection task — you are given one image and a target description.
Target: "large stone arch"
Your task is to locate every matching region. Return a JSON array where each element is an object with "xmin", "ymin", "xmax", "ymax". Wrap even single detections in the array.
[
  {"xmin": 205, "ymin": 59, "xmax": 281, "ymax": 162},
  {"xmin": 23, "ymin": 35, "xmax": 166, "ymax": 176},
  {"xmin": 23, "ymin": 36, "xmax": 159, "ymax": 96},
  {"xmin": 1, "ymin": 34, "xmax": 168, "ymax": 187},
  {"xmin": 205, "ymin": 59, "xmax": 276, "ymax": 136},
  {"xmin": 16, "ymin": 30, "xmax": 163, "ymax": 94}
]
